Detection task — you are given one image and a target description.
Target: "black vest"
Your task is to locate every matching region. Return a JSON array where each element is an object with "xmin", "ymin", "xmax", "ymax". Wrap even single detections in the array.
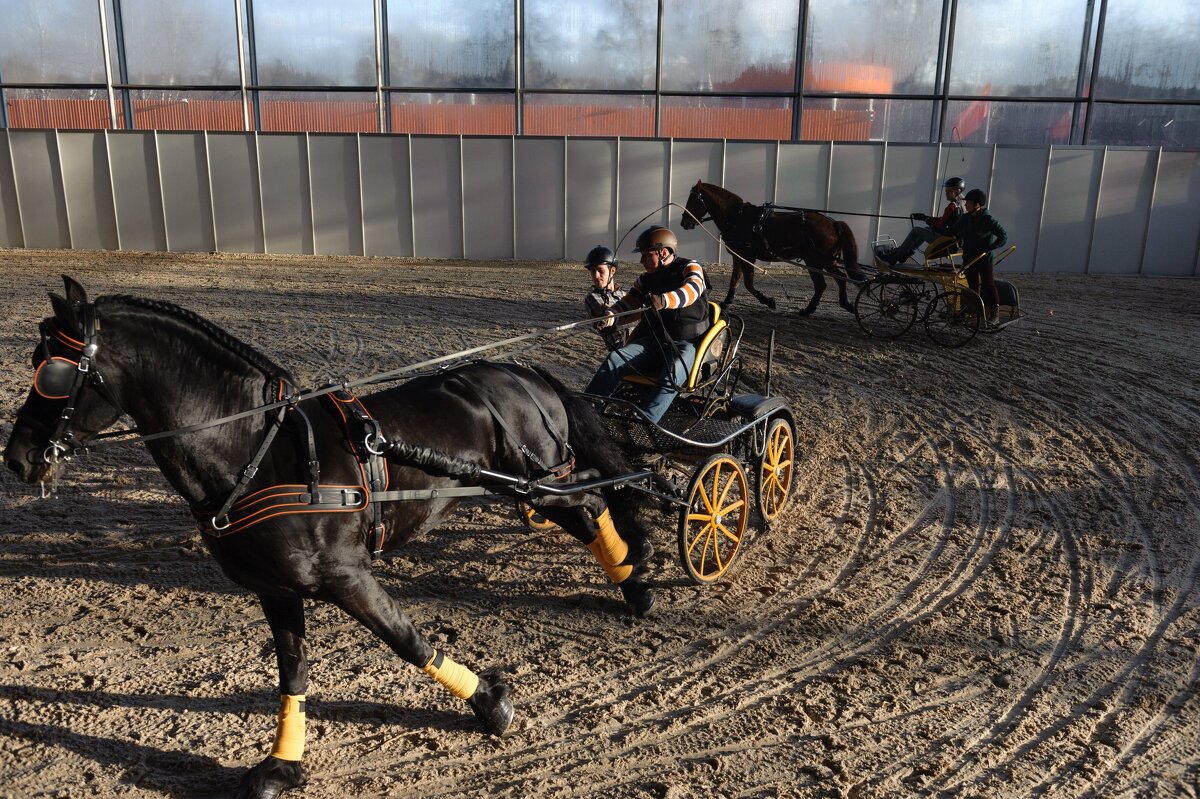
[{"xmin": 639, "ymin": 256, "xmax": 710, "ymax": 342}]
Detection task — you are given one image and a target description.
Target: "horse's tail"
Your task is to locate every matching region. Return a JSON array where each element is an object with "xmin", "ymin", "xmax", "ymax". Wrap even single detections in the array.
[
  {"xmin": 835, "ymin": 221, "xmax": 865, "ymax": 281},
  {"xmin": 533, "ymin": 367, "xmax": 652, "ymax": 557}
]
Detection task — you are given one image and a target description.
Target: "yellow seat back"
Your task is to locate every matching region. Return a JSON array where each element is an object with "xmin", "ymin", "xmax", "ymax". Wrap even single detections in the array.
[{"xmin": 686, "ymin": 318, "xmax": 728, "ymax": 389}]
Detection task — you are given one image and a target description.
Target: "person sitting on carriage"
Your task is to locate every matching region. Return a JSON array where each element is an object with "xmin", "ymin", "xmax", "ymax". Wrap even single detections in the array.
[
  {"xmin": 582, "ymin": 245, "xmax": 638, "ymax": 351},
  {"xmin": 942, "ymin": 188, "xmax": 1008, "ymax": 328},
  {"xmin": 879, "ymin": 176, "xmax": 966, "ymax": 264},
  {"xmin": 585, "ymin": 225, "xmax": 710, "ymax": 424}
]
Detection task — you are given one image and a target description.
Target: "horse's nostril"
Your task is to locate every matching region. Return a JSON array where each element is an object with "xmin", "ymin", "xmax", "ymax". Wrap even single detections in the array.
[{"xmin": 5, "ymin": 456, "xmax": 26, "ymax": 479}]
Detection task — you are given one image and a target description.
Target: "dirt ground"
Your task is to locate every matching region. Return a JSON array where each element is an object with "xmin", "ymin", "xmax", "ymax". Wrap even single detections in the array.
[{"xmin": 0, "ymin": 249, "xmax": 1197, "ymax": 799}]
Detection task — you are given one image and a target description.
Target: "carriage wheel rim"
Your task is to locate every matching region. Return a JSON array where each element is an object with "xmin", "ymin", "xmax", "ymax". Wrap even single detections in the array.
[
  {"xmin": 681, "ymin": 455, "xmax": 748, "ymax": 582},
  {"xmin": 759, "ymin": 421, "xmax": 795, "ymax": 521},
  {"xmin": 856, "ymin": 281, "xmax": 917, "ymax": 339},
  {"xmin": 924, "ymin": 288, "xmax": 981, "ymax": 348}
]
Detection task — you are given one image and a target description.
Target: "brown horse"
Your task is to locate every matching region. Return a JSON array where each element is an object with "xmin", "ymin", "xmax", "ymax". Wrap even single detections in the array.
[{"xmin": 680, "ymin": 181, "xmax": 865, "ymax": 316}]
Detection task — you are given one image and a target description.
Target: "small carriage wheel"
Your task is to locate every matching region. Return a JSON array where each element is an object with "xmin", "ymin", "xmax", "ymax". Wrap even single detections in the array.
[
  {"xmin": 678, "ymin": 454, "xmax": 750, "ymax": 584},
  {"xmin": 924, "ymin": 288, "xmax": 982, "ymax": 348},
  {"xmin": 756, "ymin": 416, "xmax": 796, "ymax": 526},
  {"xmin": 855, "ymin": 280, "xmax": 918, "ymax": 339},
  {"xmin": 516, "ymin": 500, "xmax": 557, "ymax": 532}
]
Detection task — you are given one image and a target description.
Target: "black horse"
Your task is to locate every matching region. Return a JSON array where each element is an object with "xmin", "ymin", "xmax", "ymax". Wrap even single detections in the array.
[
  {"xmin": 3, "ymin": 277, "xmax": 655, "ymax": 799},
  {"xmin": 680, "ymin": 180, "xmax": 865, "ymax": 315}
]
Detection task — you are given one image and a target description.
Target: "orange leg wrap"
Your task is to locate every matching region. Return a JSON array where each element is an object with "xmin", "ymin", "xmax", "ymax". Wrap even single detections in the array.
[
  {"xmin": 422, "ymin": 649, "xmax": 480, "ymax": 700},
  {"xmin": 588, "ymin": 509, "xmax": 632, "ymax": 584},
  {"xmin": 270, "ymin": 694, "xmax": 306, "ymax": 761}
]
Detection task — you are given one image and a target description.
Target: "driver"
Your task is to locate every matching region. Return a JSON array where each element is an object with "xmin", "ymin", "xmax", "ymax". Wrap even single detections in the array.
[
  {"xmin": 879, "ymin": 176, "xmax": 966, "ymax": 264},
  {"xmin": 584, "ymin": 226, "xmax": 710, "ymax": 424}
]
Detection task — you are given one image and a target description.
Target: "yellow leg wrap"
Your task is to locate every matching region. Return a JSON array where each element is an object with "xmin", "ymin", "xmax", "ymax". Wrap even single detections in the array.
[
  {"xmin": 587, "ymin": 509, "xmax": 632, "ymax": 584},
  {"xmin": 587, "ymin": 540, "xmax": 633, "ymax": 584},
  {"xmin": 422, "ymin": 650, "xmax": 480, "ymax": 700},
  {"xmin": 270, "ymin": 694, "xmax": 306, "ymax": 761}
]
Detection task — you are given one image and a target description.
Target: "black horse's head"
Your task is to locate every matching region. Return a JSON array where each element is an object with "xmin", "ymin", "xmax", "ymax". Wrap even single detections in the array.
[
  {"xmin": 680, "ymin": 180, "xmax": 708, "ymax": 231},
  {"xmin": 4, "ymin": 276, "xmax": 123, "ymax": 485}
]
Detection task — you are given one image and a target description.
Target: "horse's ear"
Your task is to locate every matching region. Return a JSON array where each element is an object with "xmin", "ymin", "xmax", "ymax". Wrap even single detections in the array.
[
  {"xmin": 62, "ymin": 275, "xmax": 88, "ymax": 308},
  {"xmin": 48, "ymin": 292, "xmax": 81, "ymax": 333}
]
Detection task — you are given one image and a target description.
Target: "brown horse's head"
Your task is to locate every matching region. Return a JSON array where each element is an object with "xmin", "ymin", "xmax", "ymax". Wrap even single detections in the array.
[{"xmin": 680, "ymin": 181, "xmax": 708, "ymax": 230}]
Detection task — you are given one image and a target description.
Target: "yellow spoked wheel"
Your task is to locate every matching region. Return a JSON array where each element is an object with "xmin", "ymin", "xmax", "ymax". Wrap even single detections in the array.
[
  {"xmin": 516, "ymin": 501, "xmax": 556, "ymax": 532},
  {"xmin": 757, "ymin": 416, "xmax": 796, "ymax": 525},
  {"xmin": 678, "ymin": 454, "xmax": 750, "ymax": 584}
]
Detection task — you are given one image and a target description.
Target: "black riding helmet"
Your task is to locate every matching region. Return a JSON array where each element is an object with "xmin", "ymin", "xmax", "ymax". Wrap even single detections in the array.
[
  {"xmin": 584, "ymin": 245, "xmax": 617, "ymax": 270},
  {"xmin": 943, "ymin": 176, "xmax": 966, "ymax": 190},
  {"xmin": 964, "ymin": 188, "xmax": 987, "ymax": 206}
]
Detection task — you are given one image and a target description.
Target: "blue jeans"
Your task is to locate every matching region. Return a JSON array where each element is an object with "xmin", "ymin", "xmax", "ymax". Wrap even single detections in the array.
[
  {"xmin": 897, "ymin": 225, "xmax": 940, "ymax": 256},
  {"xmin": 584, "ymin": 335, "xmax": 697, "ymax": 423}
]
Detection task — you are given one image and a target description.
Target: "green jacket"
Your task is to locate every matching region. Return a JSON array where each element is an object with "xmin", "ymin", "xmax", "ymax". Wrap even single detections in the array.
[{"xmin": 945, "ymin": 209, "xmax": 1008, "ymax": 266}]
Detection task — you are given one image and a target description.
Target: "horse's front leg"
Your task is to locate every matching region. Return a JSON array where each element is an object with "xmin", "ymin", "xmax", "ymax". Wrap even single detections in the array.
[
  {"xmin": 738, "ymin": 257, "xmax": 777, "ymax": 310},
  {"xmin": 237, "ymin": 595, "xmax": 308, "ymax": 799},
  {"xmin": 798, "ymin": 270, "xmax": 827, "ymax": 316},
  {"xmin": 329, "ymin": 570, "xmax": 514, "ymax": 736}
]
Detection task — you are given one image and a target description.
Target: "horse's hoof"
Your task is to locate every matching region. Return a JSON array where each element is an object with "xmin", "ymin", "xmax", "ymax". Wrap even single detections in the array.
[
  {"xmin": 621, "ymin": 581, "xmax": 656, "ymax": 618},
  {"xmin": 236, "ymin": 756, "xmax": 304, "ymax": 799},
  {"xmin": 796, "ymin": 308, "xmax": 816, "ymax": 317},
  {"xmin": 765, "ymin": 299, "xmax": 777, "ymax": 310},
  {"xmin": 468, "ymin": 668, "xmax": 514, "ymax": 736},
  {"xmin": 841, "ymin": 303, "xmax": 856, "ymax": 314},
  {"xmin": 720, "ymin": 300, "xmax": 733, "ymax": 311}
]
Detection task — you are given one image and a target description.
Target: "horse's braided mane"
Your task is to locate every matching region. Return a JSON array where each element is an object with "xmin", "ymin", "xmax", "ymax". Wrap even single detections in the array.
[{"xmin": 98, "ymin": 294, "xmax": 294, "ymax": 383}]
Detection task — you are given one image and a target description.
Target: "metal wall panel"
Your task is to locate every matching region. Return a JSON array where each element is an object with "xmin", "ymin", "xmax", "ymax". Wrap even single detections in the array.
[
  {"xmin": 724, "ymin": 142, "xmax": 775, "ymax": 207},
  {"xmin": 58, "ymin": 131, "xmax": 118, "ymax": 250},
  {"xmin": 359, "ymin": 135, "xmax": 412, "ymax": 258},
  {"xmin": 258, "ymin": 134, "xmax": 312, "ymax": 255},
  {"xmin": 309, "ymin": 135, "xmax": 363, "ymax": 256},
  {"xmin": 878, "ymin": 143, "xmax": 939, "ymax": 249},
  {"xmin": 514, "ymin": 138, "xmax": 563, "ymax": 260},
  {"xmin": 1036, "ymin": 147, "xmax": 1102, "ymax": 274},
  {"xmin": 463, "ymin": 137, "xmax": 513, "ymax": 260},
  {"xmin": 157, "ymin": 133, "xmax": 214, "ymax": 253},
  {"xmin": 1090, "ymin": 149, "xmax": 1156, "ymax": 275},
  {"xmin": 0, "ymin": 132, "xmax": 21, "ymax": 248},
  {"xmin": 410, "ymin": 136, "xmax": 463, "ymax": 259},
  {"xmin": 109, "ymin": 132, "xmax": 167, "ymax": 252},
  {"xmin": 939, "ymin": 144, "xmax": 993, "ymax": 197},
  {"xmin": 829, "ymin": 142, "xmax": 884, "ymax": 254},
  {"xmin": 670, "ymin": 140, "xmax": 723, "ymax": 263},
  {"xmin": 9, "ymin": 131, "xmax": 70, "ymax": 249},
  {"xmin": 207, "ymin": 133, "xmax": 263, "ymax": 254},
  {"xmin": 616, "ymin": 139, "xmax": 669, "ymax": 251},
  {"xmin": 776, "ymin": 142, "xmax": 830, "ymax": 209},
  {"xmin": 1143, "ymin": 151, "xmax": 1200, "ymax": 277},
  {"xmin": 566, "ymin": 138, "xmax": 616, "ymax": 259},
  {"xmin": 990, "ymin": 147, "xmax": 1047, "ymax": 274}
]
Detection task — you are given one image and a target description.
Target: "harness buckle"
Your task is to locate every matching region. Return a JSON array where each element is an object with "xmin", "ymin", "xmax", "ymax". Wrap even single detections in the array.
[{"xmin": 211, "ymin": 515, "xmax": 233, "ymax": 532}]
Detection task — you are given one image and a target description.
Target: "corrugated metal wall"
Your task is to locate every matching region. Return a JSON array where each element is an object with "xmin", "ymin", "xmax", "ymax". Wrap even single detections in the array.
[{"xmin": 0, "ymin": 129, "xmax": 1197, "ymax": 275}]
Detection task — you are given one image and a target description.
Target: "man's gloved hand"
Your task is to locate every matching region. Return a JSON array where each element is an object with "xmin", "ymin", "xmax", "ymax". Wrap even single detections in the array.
[{"xmin": 911, "ymin": 212, "xmax": 928, "ymax": 223}]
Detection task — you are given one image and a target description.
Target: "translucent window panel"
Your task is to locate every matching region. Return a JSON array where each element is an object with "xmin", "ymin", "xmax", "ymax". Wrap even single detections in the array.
[
  {"xmin": 0, "ymin": 0, "xmax": 105, "ymax": 83},
  {"xmin": 944, "ymin": 100, "xmax": 1074, "ymax": 144},
  {"xmin": 1085, "ymin": 103, "xmax": 1200, "ymax": 147},
  {"xmin": 801, "ymin": 98, "xmax": 934, "ymax": 143},
  {"xmin": 131, "ymin": 90, "xmax": 245, "ymax": 131},
  {"xmin": 253, "ymin": 0, "xmax": 376, "ymax": 86},
  {"xmin": 121, "ymin": 0, "xmax": 240, "ymax": 85},
  {"xmin": 950, "ymin": 0, "xmax": 1087, "ymax": 96},
  {"xmin": 661, "ymin": 0, "xmax": 797, "ymax": 92},
  {"xmin": 524, "ymin": 0, "xmax": 656, "ymax": 90},
  {"xmin": 389, "ymin": 92, "xmax": 514, "ymax": 135},
  {"xmin": 258, "ymin": 91, "xmax": 380, "ymax": 133},
  {"xmin": 387, "ymin": 0, "xmax": 514, "ymax": 89},
  {"xmin": 1095, "ymin": 0, "xmax": 1200, "ymax": 100},
  {"xmin": 5, "ymin": 88, "xmax": 121, "ymax": 130},
  {"xmin": 805, "ymin": 0, "xmax": 941, "ymax": 94},
  {"xmin": 660, "ymin": 96, "xmax": 791, "ymax": 141},
  {"xmin": 523, "ymin": 94, "xmax": 654, "ymax": 137}
]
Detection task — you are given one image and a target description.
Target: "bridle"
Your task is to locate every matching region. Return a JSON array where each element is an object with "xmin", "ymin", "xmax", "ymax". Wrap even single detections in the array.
[
  {"xmin": 23, "ymin": 303, "xmax": 122, "ymax": 474},
  {"xmin": 685, "ymin": 187, "xmax": 712, "ymax": 227}
]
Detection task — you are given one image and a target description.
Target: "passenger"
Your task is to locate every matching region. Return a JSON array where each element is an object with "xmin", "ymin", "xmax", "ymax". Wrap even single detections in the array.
[
  {"xmin": 880, "ymin": 176, "xmax": 966, "ymax": 264},
  {"xmin": 582, "ymin": 245, "xmax": 636, "ymax": 350},
  {"xmin": 585, "ymin": 226, "xmax": 710, "ymax": 424},
  {"xmin": 943, "ymin": 188, "xmax": 1008, "ymax": 327}
]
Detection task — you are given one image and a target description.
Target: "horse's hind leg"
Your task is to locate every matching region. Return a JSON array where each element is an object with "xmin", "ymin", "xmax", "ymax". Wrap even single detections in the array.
[
  {"xmin": 835, "ymin": 276, "xmax": 856, "ymax": 313},
  {"xmin": 536, "ymin": 502, "xmax": 656, "ymax": 617},
  {"xmin": 738, "ymin": 257, "xmax": 777, "ymax": 310},
  {"xmin": 327, "ymin": 571, "xmax": 513, "ymax": 736},
  {"xmin": 237, "ymin": 595, "xmax": 307, "ymax": 799},
  {"xmin": 798, "ymin": 271, "xmax": 827, "ymax": 316},
  {"xmin": 722, "ymin": 258, "xmax": 744, "ymax": 308}
]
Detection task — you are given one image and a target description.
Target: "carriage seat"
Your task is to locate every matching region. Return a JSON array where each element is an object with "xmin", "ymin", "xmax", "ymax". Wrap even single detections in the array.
[
  {"xmin": 923, "ymin": 235, "xmax": 961, "ymax": 264},
  {"xmin": 620, "ymin": 302, "xmax": 729, "ymax": 392}
]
